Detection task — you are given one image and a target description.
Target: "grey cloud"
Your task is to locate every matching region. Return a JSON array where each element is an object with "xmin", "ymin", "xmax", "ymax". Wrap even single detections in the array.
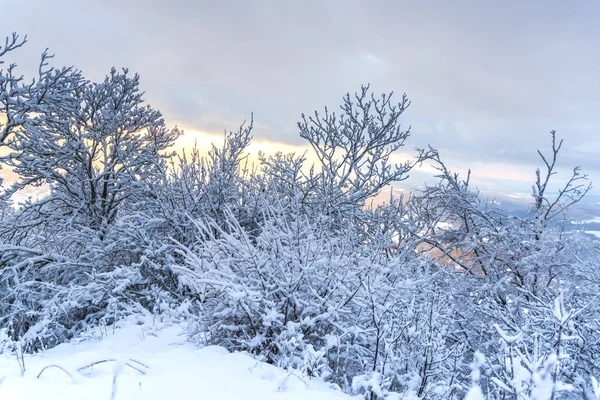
[{"xmin": 3, "ymin": 0, "xmax": 600, "ymax": 193}]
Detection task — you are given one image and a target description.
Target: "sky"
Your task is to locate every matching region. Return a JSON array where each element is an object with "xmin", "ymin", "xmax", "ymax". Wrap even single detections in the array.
[{"xmin": 3, "ymin": 0, "xmax": 600, "ymax": 200}]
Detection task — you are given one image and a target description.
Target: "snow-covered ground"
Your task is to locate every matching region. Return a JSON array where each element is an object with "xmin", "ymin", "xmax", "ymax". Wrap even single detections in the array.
[{"xmin": 0, "ymin": 320, "xmax": 351, "ymax": 400}]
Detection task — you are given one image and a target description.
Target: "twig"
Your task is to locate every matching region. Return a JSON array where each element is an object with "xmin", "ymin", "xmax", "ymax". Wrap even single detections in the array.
[
  {"xmin": 77, "ymin": 359, "xmax": 148, "ymax": 375},
  {"xmin": 36, "ymin": 364, "xmax": 73, "ymax": 380}
]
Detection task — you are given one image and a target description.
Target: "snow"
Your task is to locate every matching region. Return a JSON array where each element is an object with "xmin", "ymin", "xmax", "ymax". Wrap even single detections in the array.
[
  {"xmin": 464, "ymin": 385, "xmax": 484, "ymax": 400},
  {"xmin": 465, "ymin": 352, "xmax": 485, "ymax": 400},
  {"xmin": 585, "ymin": 230, "xmax": 600, "ymax": 239},
  {"xmin": 0, "ymin": 320, "xmax": 350, "ymax": 400},
  {"xmin": 505, "ymin": 193, "xmax": 531, "ymax": 200}
]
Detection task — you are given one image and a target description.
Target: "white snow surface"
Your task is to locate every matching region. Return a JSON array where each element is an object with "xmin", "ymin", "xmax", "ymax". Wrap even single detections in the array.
[
  {"xmin": 585, "ymin": 230, "xmax": 600, "ymax": 239},
  {"xmin": 0, "ymin": 320, "xmax": 351, "ymax": 400}
]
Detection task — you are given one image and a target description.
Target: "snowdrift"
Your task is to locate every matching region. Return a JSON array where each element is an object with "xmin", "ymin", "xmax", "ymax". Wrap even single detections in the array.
[{"xmin": 0, "ymin": 320, "xmax": 350, "ymax": 400}]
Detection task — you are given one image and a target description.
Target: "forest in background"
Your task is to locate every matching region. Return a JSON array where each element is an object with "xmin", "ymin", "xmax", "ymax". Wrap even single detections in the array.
[{"xmin": 1, "ymin": 33, "xmax": 599, "ymax": 400}]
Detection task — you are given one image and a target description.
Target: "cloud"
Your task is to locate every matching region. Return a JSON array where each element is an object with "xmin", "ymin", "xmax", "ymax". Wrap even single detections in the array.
[{"xmin": 2, "ymin": 0, "xmax": 599, "ymax": 194}]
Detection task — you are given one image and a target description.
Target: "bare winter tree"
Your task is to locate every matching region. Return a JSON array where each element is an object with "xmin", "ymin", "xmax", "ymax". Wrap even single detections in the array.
[
  {"xmin": 532, "ymin": 130, "xmax": 592, "ymax": 225},
  {"xmin": 298, "ymin": 84, "xmax": 431, "ymax": 220},
  {"xmin": 0, "ymin": 61, "xmax": 180, "ymax": 349},
  {"xmin": 0, "ymin": 33, "xmax": 83, "ymax": 144},
  {"xmin": 412, "ymin": 131, "xmax": 591, "ymax": 280},
  {"xmin": 1, "ymin": 67, "xmax": 179, "ymax": 240}
]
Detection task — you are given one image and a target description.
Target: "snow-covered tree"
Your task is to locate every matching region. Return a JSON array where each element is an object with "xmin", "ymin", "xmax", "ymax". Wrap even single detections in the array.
[
  {"xmin": 1, "ymin": 67, "xmax": 179, "ymax": 240},
  {"xmin": 0, "ymin": 57, "xmax": 179, "ymax": 350},
  {"xmin": 298, "ymin": 85, "xmax": 432, "ymax": 228},
  {"xmin": 0, "ymin": 33, "xmax": 83, "ymax": 144}
]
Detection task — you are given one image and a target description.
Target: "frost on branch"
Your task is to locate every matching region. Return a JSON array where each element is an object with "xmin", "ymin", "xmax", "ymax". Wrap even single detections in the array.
[
  {"xmin": 1, "ymin": 67, "xmax": 179, "ymax": 237},
  {"xmin": 298, "ymin": 85, "xmax": 432, "ymax": 226}
]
